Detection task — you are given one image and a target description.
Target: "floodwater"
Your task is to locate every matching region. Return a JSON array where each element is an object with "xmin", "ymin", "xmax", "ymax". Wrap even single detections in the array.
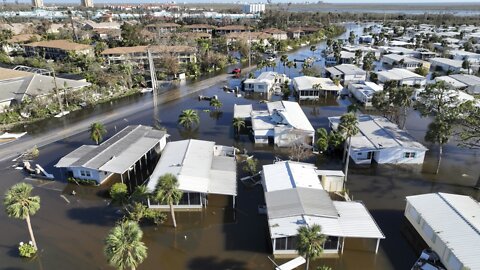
[{"xmin": 1, "ymin": 23, "xmax": 480, "ymax": 270}]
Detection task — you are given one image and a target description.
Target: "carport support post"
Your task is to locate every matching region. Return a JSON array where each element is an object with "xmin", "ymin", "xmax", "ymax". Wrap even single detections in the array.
[
  {"xmin": 341, "ymin": 237, "xmax": 345, "ymax": 254},
  {"xmin": 120, "ymin": 173, "xmax": 124, "ymax": 184},
  {"xmin": 232, "ymin": 196, "xmax": 236, "ymax": 209},
  {"xmin": 375, "ymin": 238, "xmax": 380, "ymax": 254}
]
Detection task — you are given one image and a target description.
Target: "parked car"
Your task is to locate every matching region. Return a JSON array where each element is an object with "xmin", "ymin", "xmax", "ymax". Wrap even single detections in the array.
[{"xmin": 231, "ymin": 68, "xmax": 241, "ymax": 74}]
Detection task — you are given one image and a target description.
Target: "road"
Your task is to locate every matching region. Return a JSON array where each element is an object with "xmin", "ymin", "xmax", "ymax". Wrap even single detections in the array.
[{"xmin": 0, "ymin": 65, "xmax": 257, "ymax": 162}]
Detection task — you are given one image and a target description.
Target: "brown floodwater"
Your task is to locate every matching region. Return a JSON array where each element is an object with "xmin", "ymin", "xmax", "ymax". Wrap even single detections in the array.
[{"xmin": 1, "ymin": 23, "xmax": 480, "ymax": 270}]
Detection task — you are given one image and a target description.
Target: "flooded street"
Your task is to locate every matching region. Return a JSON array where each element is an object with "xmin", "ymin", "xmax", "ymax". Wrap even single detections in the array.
[{"xmin": 1, "ymin": 23, "xmax": 480, "ymax": 270}]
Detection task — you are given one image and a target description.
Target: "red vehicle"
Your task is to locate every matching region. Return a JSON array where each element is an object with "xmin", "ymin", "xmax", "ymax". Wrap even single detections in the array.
[{"xmin": 231, "ymin": 68, "xmax": 241, "ymax": 74}]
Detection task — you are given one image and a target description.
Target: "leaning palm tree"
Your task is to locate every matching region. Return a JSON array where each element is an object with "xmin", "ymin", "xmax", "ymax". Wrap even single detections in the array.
[
  {"xmin": 232, "ymin": 117, "xmax": 245, "ymax": 134},
  {"xmin": 209, "ymin": 98, "xmax": 223, "ymax": 111},
  {"xmin": 297, "ymin": 224, "xmax": 326, "ymax": 270},
  {"xmin": 4, "ymin": 183, "xmax": 40, "ymax": 249},
  {"xmin": 338, "ymin": 113, "xmax": 359, "ymax": 184},
  {"xmin": 280, "ymin": 54, "xmax": 288, "ymax": 73},
  {"xmin": 104, "ymin": 220, "xmax": 147, "ymax": 270},
  {"xmin": 178, "ymin": 109, "xmax": 200, "ymax": 129},
  {"xmin": 154, "ymin": 173, "xmax": 183, "ymax": 228},
  {"xmin": 90, "ymin": 122, "xmax": 107, "ymax": 145}
]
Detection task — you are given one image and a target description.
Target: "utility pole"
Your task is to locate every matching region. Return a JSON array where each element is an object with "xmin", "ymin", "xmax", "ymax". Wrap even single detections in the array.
[{"xmin": 148, "ymin": 49, "xmax": 160, "ymax": 128}]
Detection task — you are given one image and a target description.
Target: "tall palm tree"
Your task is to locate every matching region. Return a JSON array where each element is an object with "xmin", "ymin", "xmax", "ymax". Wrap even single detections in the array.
[
  {"xmin": 316, "ymin": 128, "xmax": 329, "ymax": 152},
  {"xmin": 280, "ymin": 54, "xmax": 288, "ymax": 73},
  {"xmin": 392, "ymin": 86, "xmax": 414, "ymax": 129},
  {"xmin": 178, "ymin": 109, "xmax": 200, "ymax": 129},
  {"xmin": 154, "ymin": 173, "xmax": 183, "ymax": 228},
  {"xmin": 232, "ymin": 117, "xmax": 245, "ymax": 134},
  {"xmin": 209, "ymin": 98, "xmax": 223, "ymax": 111},
  {"xmin": 104, "ymin": 221, "xmax": 147, "ymax": 270},
  {"xmin": 297, "ymin": 224, "xmax": 326, "ymax": 270},
  {"xmin": 90, "ymin": 122, "xmax": 107, "ymax": 145},
  {"xmin": 338, "ymin": 113, "xmax": 359, "ymax": 184},
  {"xmin": 286, "ymin": 60, "xmax": 295, "ymax": 77},
  {"xmin": 425, "ymin": 119, "xmax": 451, "ymax": 175},
  {"xmin": 310, "ymin": 45, "xmax": 317, "ymax": 57},
  {"xmin": 4, "ymin": 183, "xmax": 40, "ymax": 249}
]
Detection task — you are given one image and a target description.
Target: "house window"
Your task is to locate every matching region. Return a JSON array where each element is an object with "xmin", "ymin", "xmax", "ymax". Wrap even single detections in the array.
[
  {"xmin": 404, "ymin": 152, "xmax": 416, "ymax": 158},
  {"xmin": 275, "ymin": 237, "xmax": 287, "ymax": 250},
  {"xmin": 323, "ymin": 236, "xmax": 339, "ymax": 250},
  {"xmin": 85, "ymin": 171, "xmax": 91, "ymax": 177},
  {"xmin": 80, "ymin": 170, "xmax": 86, "ymax": 176}
]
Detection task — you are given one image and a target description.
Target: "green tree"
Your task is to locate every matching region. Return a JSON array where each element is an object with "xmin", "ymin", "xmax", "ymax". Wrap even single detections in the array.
[
  {"xmin": 310, "ymin": 45, "xmax": 317, "ymax": 57},
  {"xmin": 297, "ymin": 224, "xmax": 326, "ymax": 270},
  {"xmin": 178, "ymin": 109, "xmax": 200, "ymax": 129},
  {"xmin": 209, "ymin": 98, "xmax": 223, "ymax": 111},
  {"xmin": 462, "ymin": 59, "xmax": 471, "ymax": 74},
  {"xmin": 243, "ymin": 157, "xmax": 259, "ymax": 176},
  {"xmin": 90, "ymin": 122, "xmax": 107, "ymax": 145},
  {"xmin": 120, "ymin": 23, "xmax": 144, "ymax": 46},
  {"xmin": 280, "ymin": 54, "xmax": 289, "ymax": 73},
  {"xmin": 392, "ymin": 86, "xmax": 415, "ymax": 129},
  {"xmin": 232, "ymin": 117, "xmax": 245, "ymax": 134},
  {"xmin": 338, "ymin": 113, "xmax": 359, "ymax": 183},
  {"xmin": 458, "ymin": 103, "xmax": 480, "ymax": 149},
  {"xmin": 110, "ymin": 183, "xmax": 128, "ymax": 205},
  {"xmin": 414, "ymin": 66, "xmax": 429, "ymax": 76},
  {"xmin": 154, "ymin": 173, "xmax": 183, "ymax": 228},
  {"xmin": 4, "ymin": 183, "xmax": 40, "ymax": 250},
  {"xmin": 104, "ymin": 221, "xmax": 147, "ymax": 270},
  {"xmin": 286, "ymin": 60, "xmax": 295, "ymax": 77},
  {"xmin": 354, "ymin": 49, "xmax": 362, "ymax": 66},
  {"xmin": 316, "ymin": 128, "xmax": 329, "ymax": 152},
  {"xmin": 415, "ymin": 81, "xmax": 461, "ymax": 174},
  {"xmin": 348, "ymin": 30, "xmax": 356, "ymax": 44}
]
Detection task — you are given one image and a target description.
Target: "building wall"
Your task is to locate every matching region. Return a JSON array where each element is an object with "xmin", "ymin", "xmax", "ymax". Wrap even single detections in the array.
[
  {"xmin": 405, "ymin": 202, "xmax": 464, "ymax": 270},
  {"xmin": 344, "ymin": 74, "xmax": 366, "ymax": 84},
  {"xmin": 321, "ymin": 175, "xmax": 345, "ymax": 192},
  {"xmin": 148, "ymin": 192, "xmax": 205, "ymax": 209},
  {"xmin": 374, "ymin": 147, "xmax": 426, "ymax": 164},
  {"xmin": 69, "ymin": 167, "xmax": 110, "ymax": 183}
]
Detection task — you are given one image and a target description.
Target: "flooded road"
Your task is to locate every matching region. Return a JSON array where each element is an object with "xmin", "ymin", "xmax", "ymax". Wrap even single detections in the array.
[{"xmin": 1, "ymin": 23, "xmax": 480, "ymax": 270}]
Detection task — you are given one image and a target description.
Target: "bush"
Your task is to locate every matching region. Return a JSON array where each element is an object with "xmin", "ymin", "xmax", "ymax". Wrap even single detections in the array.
[
  {"xmin": 125, "ymin": 202, "xmax": 166, "ymax": 225},
  {"xmin": 67, "ymin": 177, "xmax": 98, "ymax": 186},
  {"xmin": 18, "ymin": 242, "xmax": 36, "ymax": 258},
  {"xmin": 110, "ymin": 183, "xmax": 128, "ymax": 204}
]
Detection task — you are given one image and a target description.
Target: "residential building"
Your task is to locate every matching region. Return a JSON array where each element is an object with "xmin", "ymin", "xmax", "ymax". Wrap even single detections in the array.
[
  {"xmin": 23, "ymin": 40, "xmax": 93, "ymax": 60},
  {"xmin": 429, "ymin": 57, "xmax": 464, "ymax": 73},
  {"xmin": 83, "ymin": 20, "xmax": 120, "ymax": 30},
  {"xmin": 377, "ymin": 68, "xmax": 426, "ymax": 87},
  {"xmin": 287, "ymin": 28, "xmax": 304, "ymax": 39},
  {"xmin": 184, "ymin": 24, "xmax": 215, "ymax": 34},
  {"xmin": 101, "ymin": 45, "xmax": 197, "ymax": 65},
  {"xmin": 325, "ymin": 51, "xmax": 356, "ymax": 65},
  {"xmin": 325, "ymin": 64, "xmax": 367, "ymax": 85},
  {"xmin": 435, "ymin": 74, "xmax": 480, "ymax": 94},
  {"xmin": 358, "ymin": 35, "xmax": 374, "ymax": 44},
  {"xmin": 146, "ymin": 139, "xmax": 237, "ymax": 209},
  {"xmin": 328, "ymin": 114, "xmax": 428, "ymax": 165},
  {"xmin": 242, "ymin": 3, "xmax": 265, "ymax": 14},
  {"xmin": 32, "ymin": 0, "xmax": 43, "ymax": 8},
  {"xmin": 243, "ymin": 72, "xmax": 289, "ymax": 94},
  {"xmin": 145, "ymin": 23, "xmax": 180, "ymax": 33},
  {"xmin": 447, "ymin": 49, "xmax": 480, "ymax": 64},
  {"xmin": 55, "ymin": 125, "xmax": 167, "ymax": 185},
  {"xmin": 215, "ymin": 25, "xmax": 250, "ymax": 36},
  {"xmin": 405, "ymin": 193, "xmax": 480, "ymax": 270},
  {"xmin": 262, "ymin": 161, "xmax": 385, "ymax": 258},
  {"xmin": 2, "ymin": 34, "xmax": 40, "ymax": 54},
  {"xmin": 381, "ymin": 54, "xmax": 430, "ymax": 70},
  {"xmin": 263, "ymin": 28, "xmax": 288, "ymax": 41},
  {"xmin": 293, "ymin": 76, "xmax": 343, "ymax": 100},
  {"xmin": 0, "ymin": 67, "xmax": 90, "ymax": 112},
  {"xmin": 81, "ymin": 0, "xmax": 94, "ymax": 8},
  {"xmin": 348, "ymin": 82, "xmax": 383, "ymax": 106},
  {"xmin": 225, "ymin": 32, "xmax": 271, "ymax": 46},
  {"xmin": 234, "ymin": 101, "xmax": 315, "ymax": 147}
]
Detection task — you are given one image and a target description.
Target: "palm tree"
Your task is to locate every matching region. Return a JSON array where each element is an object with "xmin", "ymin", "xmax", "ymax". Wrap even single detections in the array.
[
  {"xmin": 462, "ymin": 59, "xmax": 471, "ymax": 74},
  {"xmin": 232, "ymin": 117, "xmax": 245, "ymax": 134},
  {"xmin": 310, "ymin": 45, "xmax": 317, "ymax": 57},
  {"xmin": 178, "ymin": 109, "xmax": 200, "ymax": 129},
  {"xmin": 297, "ymin": 224, "xmax": 326, "ymax": 270},
  {"xmin": 280, "ymin": 54, "xmax": 288, "ymax": 73},
  {"xmin": 425, "ymin": 119, "xmax": 451, "ymax": 175},
  {"xmin": 90, "ymin": 122, "xmax": 107, "ymax": 145},
  {"xmin": 316, "ymin": 128, "xmax": 329, "ymax": 152},
  {"xmin": 392, "ymin": 86, "xmax": 414, "ymax": 129},
  {"xmin": 209, "ymin": 98, "xmax": 222, "ymax": 111},
  {"xmin": 338, "ymin": 113, "xmax": 359, "ymax": 184},
  {"xmin": 154, "ymin": 173, "xmax": 183, "ymax": 228},
  {"xmin": 104, "ymin": 221, "xmax": 147, "ymax": 270},
  {"xmin": 4, "ymin": 183, "xmax": 40, "ymax": 249},
  {"xmin": 286, "ymin": 60, "xmax": 295, "ymax": 77}
]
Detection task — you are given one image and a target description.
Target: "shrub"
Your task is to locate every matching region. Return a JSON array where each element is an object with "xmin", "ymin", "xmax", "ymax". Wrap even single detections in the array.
[
  {"xmin": 67, "ymin": 177, "xmax": 98, "ymax": 186},
  {"xmin": 110, "ymin": 183, "xmax": 128, "ymax": 205},
  {"xmin": 125, "ymin": 202, "xmax": 166, "ymax": 225},
  {"xmin": 18, "ymin": 242, "xmax": 36, "ymax": 258}
]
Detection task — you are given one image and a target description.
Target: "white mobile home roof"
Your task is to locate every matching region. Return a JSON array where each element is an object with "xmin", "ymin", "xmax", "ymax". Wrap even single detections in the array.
[
  {"xmin": 326, "ymin": 64, "xmax": 366, "ymax": 76},
  {"xmin": 263, "ymin": 161, "xmax": 323, "ymax": 192},
  {"xmin": 430, "ymin": 57, "xmax": 463, "ymax": 69},
  {"xmin": 435, "ymin": 76, "xmax": 468, "ymax": 88},
  {"xmin": 377, "ymin": 68, "xmax": 424, "ymax": 81},
  {"xmin": 146, "ymin": 139, "xmax": 237, "ymax": 196},
  {"xmin": 406, "ymin": 193, "xmax": 480, "ymax": 270},
  {"xmin": 233, "ymin": 104, "xmax": 253, "ymax": 119},
  {"xmin": 293, "ymin": 76, "xmax": 343, "ymax": 92},
  {"xmin": 266, "ymin": 101, "xmax": 314, "ymax": 132}
]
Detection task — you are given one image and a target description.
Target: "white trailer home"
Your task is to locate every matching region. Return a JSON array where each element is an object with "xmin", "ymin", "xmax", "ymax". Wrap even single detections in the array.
[
  {"xmin": 348, "ymin": 82, "xmax": 383, "ymax": 106},
  {"xmin": 293, "ymin": 76, "xmax": 343, "ymax": 100},
  {"xmin": 243, "ymin": 71, "xmax": 289, "ymax": 94},
  {"xmin": 328, "ymin": 115, "xmax": 428, "ymax": 165},
  {"xmin": 377, "ymin": 68, "xmax": 426, "ymax": 87},
  {"xmin": 325, "ymin": 64, "xmax": 367, "ymax": 85},
  {"xmin": 405, "ymin": 193, "xmax": 480, "ymax": 270}
]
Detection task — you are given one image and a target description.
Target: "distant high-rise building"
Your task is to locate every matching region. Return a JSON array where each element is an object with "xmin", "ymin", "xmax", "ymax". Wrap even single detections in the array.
[
  {"xmin": 242, "ymin": 3, "xmax": 265, "ymax": 14},
  {"xmin": 32, "ymin": 0, "xmax": 43, "ymax": 8},
  {"xmin": 81, "ymin": 0, "xmax": 94, "ymax": 8}
]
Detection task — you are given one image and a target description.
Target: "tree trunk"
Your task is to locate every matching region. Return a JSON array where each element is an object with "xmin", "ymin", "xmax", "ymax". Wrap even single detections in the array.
[
  {"xmin": 435, "ymin": 144, "xmax": 443, "ymax": 175},
  {"xmin": 344, "ymin": 136, "xmax": 352, "ymax": 184},
  {"xmin": 402, "ymin": 107, "xmax": 408, "ymax": 130},
  {"xmin": 170, "ymin": 203, "xmax": 177, "ymax": 228},
  {"xmin": 26, "ymin": 214, "xmax": 37, "ymax": 249},
  {"xmin": 305, "ymin": 256, "xmax": 310, "ymax": 270}
]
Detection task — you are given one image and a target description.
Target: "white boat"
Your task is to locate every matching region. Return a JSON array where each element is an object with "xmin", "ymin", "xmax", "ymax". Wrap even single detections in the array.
[
  {"xmin": 140, "ymin": 87, "xmax": 153, "ymax": 93},
  {"xmin": 411, "ymin": 249, "xmax": 446, "ymax": 270},
  {"xmin": 0, "ymin": 132, "xmax": 27, "ymax": 143}
]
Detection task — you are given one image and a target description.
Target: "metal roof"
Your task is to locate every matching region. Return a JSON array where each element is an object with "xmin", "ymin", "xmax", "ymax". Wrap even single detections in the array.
[
  {"xmin": 293, "ymin": 76, "xmax": 343, "ymax": 92},
  {"xmin": 233, "ymin": 104, "xmax": 253, "ymax": 119},
  {"xmin": 262, "ymin": 161, "xmax": 323, "ymax": 192},
  {"xmin": 377, "ymin": 68, "xmax": 424, "ymax": 81},
  {"xmin": 449, "ymin": 74, "xmax": 480, "ymax": 86},
  {"xmin": 267, "ymin": 101, "xmax": 315, "ymax": 132},
  {"xmin": 265, "ymin": 188, "xmax": 338, "ymax": 219},
  {"xmin": 327, "ymin": 64, "xmax": 366, "ymax": 76},
  {"xmin": 55, "ymin": 125, "xmax": 166, "ymax": 174},
  {"xmin": 406, "ymin": 193, "xmax": 480, "ymax": 270},
  {"xmin": 146, "ymin": 139, "xmax": 237, "ymax": 196},
  {"xmin": 430, "ymin": 57, "xmax": 463, "ymax": 69}
]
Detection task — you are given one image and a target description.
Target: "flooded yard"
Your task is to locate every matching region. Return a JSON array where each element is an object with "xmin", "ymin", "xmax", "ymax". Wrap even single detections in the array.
[{"xmin": 1, "ymin": 23, "xmax": 480, "ymax": 270}]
